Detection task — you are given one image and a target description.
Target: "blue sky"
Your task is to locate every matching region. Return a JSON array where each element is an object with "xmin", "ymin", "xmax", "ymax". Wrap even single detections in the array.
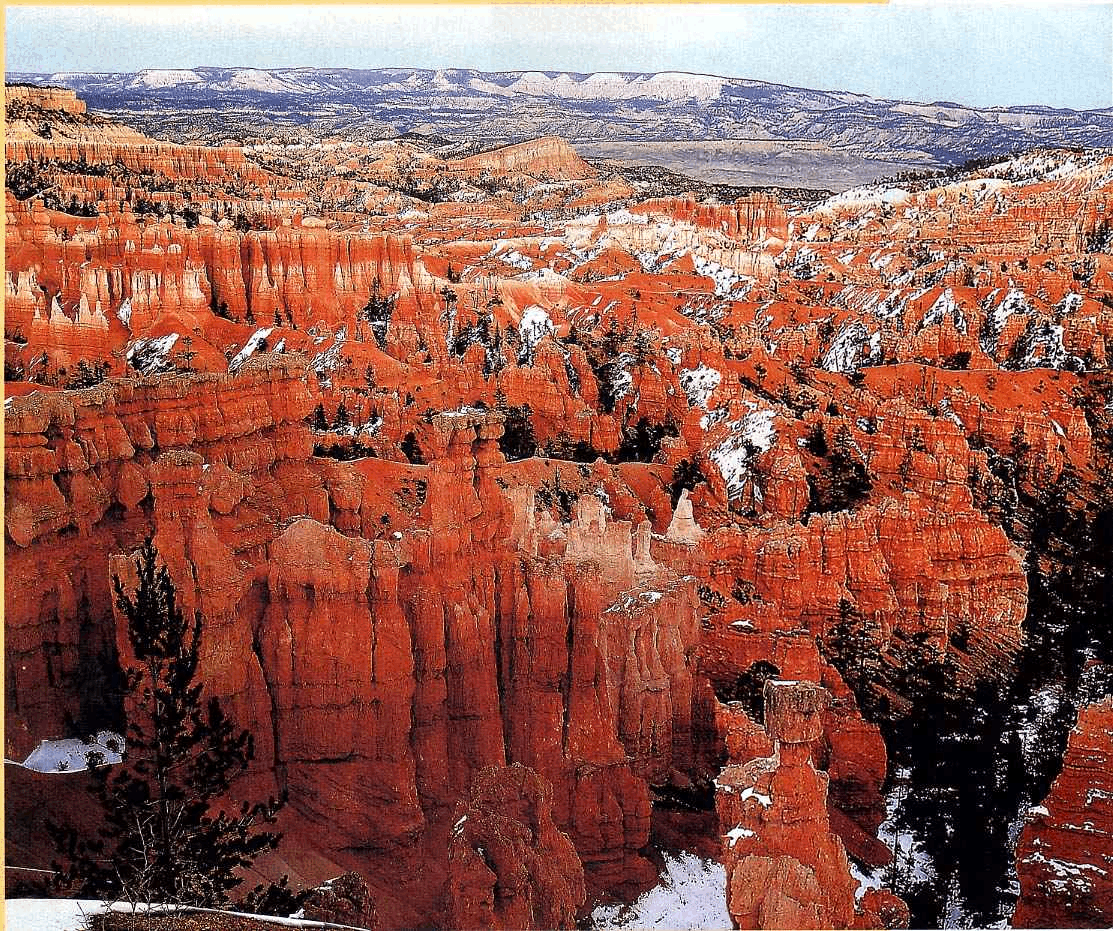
[{"xmin": 6, "ymin": 3, "xmax": 1113, "ymax": 110}]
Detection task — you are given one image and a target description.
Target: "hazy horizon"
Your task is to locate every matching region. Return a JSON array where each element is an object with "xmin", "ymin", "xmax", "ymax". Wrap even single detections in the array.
[{"xmin": 6, "ymin": 3, "xmax": 1113, "ymax": 112}]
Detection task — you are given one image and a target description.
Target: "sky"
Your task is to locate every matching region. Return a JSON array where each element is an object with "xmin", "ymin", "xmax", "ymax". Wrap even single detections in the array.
[{"xmin": 6, "ymin": 2, "xmax": 1113, "ymax": 111}]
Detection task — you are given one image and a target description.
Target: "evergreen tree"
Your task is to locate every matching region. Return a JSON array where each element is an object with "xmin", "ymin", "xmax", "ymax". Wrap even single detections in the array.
[
  {"xmin": 50, "ymin": 538, "xmax": 283, "ymax": 908},
  {"xmin": 400, "ymin": 431, "xmax": 424, "ymax": 465},
  {"xmin": 311, "ymin": 403, "xmax": 329, "ymax": 432},
  {"xmin": 498, "ymin": 405, "xmax": 537, "ymax": 461},
  {"xmin": 362, "ymin": 278, "xmax": 396, "ymax": 349},
  {"xmin": 178, "ymin": 336, "xmax": 198, "ymax": 373},
  {"xmin": 819, "ymin": 598, "xmax": 882, "ymax": 717},
  {"xmin": 332, "ymin": 401, "xmax": 351, "ymax": 432},
  {"xmin": 669, "ymin": 458, "xmax": 706, "ymax": 508},
  {"xmin": 805, "ymin": 425, "xmax": 873, "ymax": 515}
]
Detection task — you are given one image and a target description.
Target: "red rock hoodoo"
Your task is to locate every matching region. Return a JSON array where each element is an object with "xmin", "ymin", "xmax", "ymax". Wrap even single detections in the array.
[{"xmin": 715, "ymin": 680, "xmax": 908, "ymax": 930}]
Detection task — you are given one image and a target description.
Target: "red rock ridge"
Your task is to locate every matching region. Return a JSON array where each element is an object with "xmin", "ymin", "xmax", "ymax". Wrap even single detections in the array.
[
  {"xmin": 1014, "ymin": 693, "xmax": 1113, "ymax": 928},
  {"xmin": 450, "ymin": 136, "xmax": 596, "ymax": 181}
]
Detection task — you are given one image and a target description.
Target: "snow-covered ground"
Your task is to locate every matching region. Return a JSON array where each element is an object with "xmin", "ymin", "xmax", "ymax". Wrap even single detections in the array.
[
  {"xmin": 708, "ymin": 405, "xmax": 777, "ymax": 501},
  {"xmin": 822, "ymin": 322, "xmax": 880, "ymax": 374},
  {"xmin": 126, "ymin": 334, "xmax": 179, "ymax": 375},
  {"xmin": 588, "ymin": 852, "xmax": 731, "ymax": 930},
  {"xmin": 4, "ymin": 899, "xmax": 371, "ymax": 931},
  {"xmin": 310, "ymin": 327, "xmax": 347, "ymax": 386},
  {"xmin": 679, "ymin": 365, "xmax": 721, "ymax": 410},
  {"xmin": 229, "ymin": 327, "xmax": 274, "ymax": 373},
  {"xmin": 517, "ymin": 306, "xmax": 554, "ymax": 364},
  {"xmin": 920, "ymin": 288, "xmax": 967, "ymax": 335},
  {"xmin": 14, "ymin": 731, "xmax": 124, "ymax": 773},
  {"xmin": 6, "ymin": 899, "xmax": 106, "ymax": 931}
]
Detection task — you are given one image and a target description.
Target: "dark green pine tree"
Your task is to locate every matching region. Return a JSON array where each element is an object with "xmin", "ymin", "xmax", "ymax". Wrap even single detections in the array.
[
  {"xmin": 49, "ymin": 538, "xmax": 283, "ymax": 908},
  {"xmin": 311, "ymin": 402, "xmax": 329, "ymax": 432},
  {"xmin": 820, "ymin": 597, "xmax": 882, "ymax": 711},
  {"xmin": 332, "ymin": 401, "xmax": 351, "ymax": 432}
]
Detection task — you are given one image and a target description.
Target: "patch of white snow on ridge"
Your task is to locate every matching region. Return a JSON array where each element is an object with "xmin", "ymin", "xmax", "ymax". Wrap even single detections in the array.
[
  {"xmin": 219, "ymin": 68, "xmax": 299, "ymax": 94},
  {"xmin": 1011, "ymin": 320, "xmax": 1083, "ymax": 371},
  {"xmin": 822, "ymin": 322, "xmax": 880, "ymax": 374},
  {"xmin": 1056, "ymin": 293, "xmax": 1083, "ymax": 318},
  {"xmin": 310, "ymin": 326, "xmax": 346, "ymax": 387},
  {"xmin": 709, "ymin": 405, "xmax": 776, "ymax": 502},
  {"xmin": 739, "ymin": 786, "xmax": 773, "ymax": 808},
  {"xmin": 517, "ymin": 306, "xmax": 554, "ymax": 365},
  {"xmin": 851, "ymin": 860, "xmax": 882, "ymax": 901},
  {"xmin": 588, "ymin": 852, "xmax": 730, "ymax": 930},
  {"xmin": 128, "ymin": 69, "xmax": 203, "ymax": 89},
  {"xmin": 725, "ymin": 827, "xmax": 755, "ymax": 847},
  {"xmin": 679, "ymin": 365, "xmax": 721, "ymax": 410},
  {"xmin": 605, "ymin": 208, "xmax": 651, "ymax": 226},
  {"xmin": 126, "ymin": 333, "xmax": 179, "ymax": 374},
  {"xmin": 691, "ymin": 254, "xmax": 741, "ymax": 299},
  {"xmin": 229, "ymin": 327, "xmax": 274, "ymax": 373},
  {"xmin": 499, "ymin": 249, "xmax": 534, "ymax": 272},
  {"xmin": 920, "ymin": 288, "xmax": 967, "ymax": 334},
  {"xmin": 605, "ymin": 353, "xmax": 637, "ymax": 406},
  {"xmin": 981, "ymin": 288, "xmax": 1029, "ymax": 354},
  {"xmin": 820, "ymin": 186, "xmax": 910, "ymax": 212},
  {"xmin": 507, "ymin": 71, "xmax": 727, "ymax": 103},
  {"xmin": 700, "ymin": 408, "xmax": 729, "ymax": 431}
]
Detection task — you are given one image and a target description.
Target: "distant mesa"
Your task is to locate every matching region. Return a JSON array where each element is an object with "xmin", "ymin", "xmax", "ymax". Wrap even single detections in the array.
[
  {"xmin": 9, "ymin": 65, "xmax": 1113, "ymax": 187},
  {"xmin": 5, "ymin": 84, "xmax": 86, "ymax": 115},
  {"xmin": 451, "ymin": 136, "xmax": 596, "ymax": 181}
]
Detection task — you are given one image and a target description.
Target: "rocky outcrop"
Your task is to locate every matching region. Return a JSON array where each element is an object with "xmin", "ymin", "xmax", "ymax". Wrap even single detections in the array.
[
  {"xmin": 715, "ymin": 680, "xmax": 908, "ymax": 930},
  {"xmin": 446, "ymin": 764, "xmax": 585, "ymax": 929},
  {"xmin": 301, "ymin": 872, "xmax": 379, "ymax": 930},
  {"xmin": 451, "ymin": 136, "xmax": 595, "ymax": 181},
  {"xmin": 5, "ymin": 381, "xmax": 716, "ymax": 921},
  {"xmin": 1014, "ymin": 694, "xmax": 1113, "ymax": 928},
  {"xmin": 6, "ymin": 85, "xmax": 87, "ymax": 115},
  {"xmin": 631, "ymin": 195, "xmax": 789, "ymax": 244}
]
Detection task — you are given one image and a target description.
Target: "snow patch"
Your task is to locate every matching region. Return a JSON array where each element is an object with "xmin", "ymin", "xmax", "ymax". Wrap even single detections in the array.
[
  {"xmin": 691, "ymin": 254, "xmax": 741, "ymax": 299},
  {"xmin": 679, "ymin": 365, "xmax": 721, "ymax": 410},
  {"xmin": 981, "ymin": 288, "xmax": 1029, "ymax": 354},
  {"xmin": 725, "ymin": 826, "xmax": 755, "ymax": 847},
  {"xmin": 310, "ymin": 327, "xmax": 346, "ymax": 387},
  {"xmin": 822, "ymin": 322, "xmax": 880, "ymax": 374},
  {"xmin": 920, "ymin": 288, "xmax": 967, "ymax": 334},
  {"xmin": 229, "ymin": 327, "xmax": 274, "ymax": 373},
  {"xmin": 588, "ymin": 852, "xmax": 730, "ymax": 930},
  {"xmin": 126, "ymin": 333, "xmax": 179, "ymax": 375},
  {"xmin": 518, "ymin": 306, "xmax": 554, "ymax": 365},
  {"xmin": 739, "ymin": 786, "xmax": 772, "ymax": 808},
  {"xmin": 17, "ymin": 731, "xmax": 124, "ymax": 773},
  {"xmin": 709, "ymin": 405, "xmax": 776, "ymax": 502}
]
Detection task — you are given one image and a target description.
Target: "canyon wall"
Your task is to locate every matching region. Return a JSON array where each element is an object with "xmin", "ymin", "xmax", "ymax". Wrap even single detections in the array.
[{"xmin": 1014, "ymin": 694, "xmax": 1113, "ymax": 928}]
